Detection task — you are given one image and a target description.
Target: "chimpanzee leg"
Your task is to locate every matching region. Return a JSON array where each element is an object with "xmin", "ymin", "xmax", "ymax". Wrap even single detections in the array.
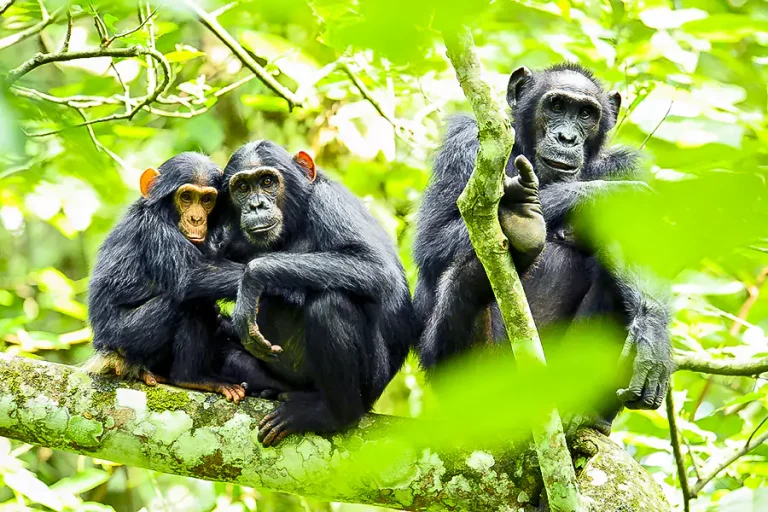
[
  {"xmin": 419, "ymin": 255, "xmax": 495, "ymax": 368},
  {"xmin": 165, "ymin": 309, "xmax": 247, "ymax": 403},
  {"xmin": 257, "ymin": 291, "xmax": 367, "ymax": 446},
  {"xmin": 216, "ymin": 341, "xmax": 293, "ymax": 398}
]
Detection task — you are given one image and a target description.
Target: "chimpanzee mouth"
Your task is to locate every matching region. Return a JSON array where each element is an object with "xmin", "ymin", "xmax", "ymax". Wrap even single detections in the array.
[
  {"xmin": 540, "ymin": 157, "xmax": 579, "ymax": 173},
  {"xmin": 247, "ymin": 221, "xmax": 279, "ymax": 234}
]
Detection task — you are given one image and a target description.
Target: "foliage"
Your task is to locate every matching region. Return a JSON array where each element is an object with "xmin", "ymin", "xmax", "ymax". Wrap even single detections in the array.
[{"xmin": 1, "ymin": 0, "xmax": 767, "ymax": 511}]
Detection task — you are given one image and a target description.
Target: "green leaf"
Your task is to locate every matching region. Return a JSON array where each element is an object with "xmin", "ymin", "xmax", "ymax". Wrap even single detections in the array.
[
  {"xmin": 164, "ymin": 48, "xmax": 206, "ymax": 63},
  {"xmin": 4, "ymin": 468, "xmax": 65, "ymax": 511},
  {"xmin": 683, "ymin": 15, "xmax": 768, "ymax": 42},
  {"xmin": 240, "ymin": 94, "xmax": 290, "ymax": 112},
  {"xmin": 50, "ymin": 468, "xmax": 110, "ymax": 497},
  {"xmin": 103, "ymin": 14, "xmax": 119, "ymax": 32}
]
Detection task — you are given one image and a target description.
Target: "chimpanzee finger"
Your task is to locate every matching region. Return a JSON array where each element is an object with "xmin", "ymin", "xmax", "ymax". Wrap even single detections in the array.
[
  {"xmin": 220, "ymin": 386, "xmax": 234, "ymax": 402},
  {"xmin": 652, "ymin": 369, "xmax": 670, "ymax": 410},
  {"xmin": 514, "ymin": 155, "xmax": 538, "ymax": 188},
  {"xmin": 637, "ymin": 367, "xmax": 663, "ymax": 409},
  {"xmin": 259, "ymin": 410, "xmax": 279, "ymax": 429},
  {"xmin": 616, "ymin": 363, "xmax": 649, "ymax": 405},
  {"xmin": 618, "ymin": 336, "xmax": 635, "ymax": 368},
  {"xmin": 260, "ymin": 421, "xmax": 290, "ymax": 446},
  {"xmin": 258, "ymin": 389, "xmax": 280, "ymax": 399}
]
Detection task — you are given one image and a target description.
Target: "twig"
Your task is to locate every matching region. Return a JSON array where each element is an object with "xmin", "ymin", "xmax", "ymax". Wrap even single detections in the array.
[
  {"xmin": 181, "ymin": 0, "xmax": 301, "ymax": 108},
  {"xmin": 690, "ymin": 429, "xmax": 768, "ymax": 496},
  {"xmin": 8, "ymin": 46, "xmax": 171, "ymax": 135},
  {"xmin": 103, "ymin": 5, "xmax": 159, "ymax": 47},
  {"xmin": 75, "ymin": 108, "xmax": 130, "ymax": 172},
  {"xmin": 730, "ymin": 267, "xmax": 768, "ymax": 336},
  {"xmin": 0, "ymin": 5, "xmax": 63, "ymax": 51},
  {"xmin": 640, "ymin": 91, "xmax": 675, "ymax": 149},
  {"xmin": 682, "ymin": 436, "xmax": 702, "ymax": 480},
  {"xmin": 675, "ymin": 354, "xmax": 768, "ymax": 377},
  {"xmin": 61, "ymin": 9, "xmax": 73, "ymax": 52},
  {"xmin": 666, "ymin": 387, "xmax": 691, "ymax": 512},
  {"xmin": 0, "ymin": 0, "xmax": 15, "ymax": 17},
  {"xmin": 746, "ymin": 415, "xmax": 768, "ymax": 448}
]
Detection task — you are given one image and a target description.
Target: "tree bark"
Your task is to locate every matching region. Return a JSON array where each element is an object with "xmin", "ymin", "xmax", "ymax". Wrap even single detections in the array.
[
  {"xmin": 0, "ymin": 354, "xmax": 667, "ymax": 511},
  {"xmin": 442, "ymin": 27, "xmax": 582, "ymax": 511}
]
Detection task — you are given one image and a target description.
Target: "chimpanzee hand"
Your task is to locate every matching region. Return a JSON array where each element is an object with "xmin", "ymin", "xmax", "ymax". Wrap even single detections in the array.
[
  {"xmin": 232, "ymin": 291, "xmax": 282, "ymax": 361},
  {"xmin": 500, "ymin": 155, "xmax": 546, "ymax": 268},
  {"xmin": 616, "ymin": 313, "xmax": 673, "ymax": 410}
]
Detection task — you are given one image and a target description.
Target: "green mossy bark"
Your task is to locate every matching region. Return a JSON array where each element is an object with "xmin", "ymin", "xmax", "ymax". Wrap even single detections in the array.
[
  {"xmin": 442, "ymin": 28, "xmax": 584, "ymax": 512},
  {"xmin": 0, "ymin": 355, "xmax": 668, "ymax": 511}
]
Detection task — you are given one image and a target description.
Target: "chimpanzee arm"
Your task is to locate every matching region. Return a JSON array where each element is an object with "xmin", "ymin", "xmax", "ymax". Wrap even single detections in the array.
[
  {"xmin": 540, "ymin": 179, "xmax": 652, "ymax": 227},
  {"xmin": 182, "ymin": 259, "xmax": 246, "ymax": 301},
  {"xmin": 612, "ymin": 267, "xmax": 673, "ymax": 410}
]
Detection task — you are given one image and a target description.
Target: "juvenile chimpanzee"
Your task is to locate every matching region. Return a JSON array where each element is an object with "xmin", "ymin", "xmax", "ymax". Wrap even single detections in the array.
[
  {"xmin": 414, "ymin": 63, "xmax": 672, "ymax": 425},
  {"xmin": 87, "ymin": 152, "xmax": 288, "ymax": 402},
  {"xmin": 221, "ymin": 141, "xmax": 417, "ymax": 446}
]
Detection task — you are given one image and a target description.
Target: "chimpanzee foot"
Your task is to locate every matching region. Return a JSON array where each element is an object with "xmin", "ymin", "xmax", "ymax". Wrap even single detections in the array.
[
  {"xmin": 165, "ymin": 380, "xmax": 247, "ymax": 404},
  {"xmin": 139, "ymin": 370, "xmax": 159, "ymax": 386},
  {"xmin": 257, "ymin": 396, "xmax": 342, "ymax": 447}
]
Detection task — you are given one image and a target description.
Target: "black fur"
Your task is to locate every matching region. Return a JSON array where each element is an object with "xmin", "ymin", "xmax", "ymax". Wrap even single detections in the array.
[
  {"xmin": 87, "ymin": 152, "xmax": 283, "ymax": 396},
  {"xmin": 222, "ymin": 140, "xmax": 417, "ymax": 445},
  {"xmin": 414, "ymin": 64, "xmax": 672, "ymax": 424}
]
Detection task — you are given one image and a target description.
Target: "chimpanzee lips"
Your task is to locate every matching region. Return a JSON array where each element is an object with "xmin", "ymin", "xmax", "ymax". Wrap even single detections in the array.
[
  {"xmin": 246, "ymin": 221, "xmax": 279, "ymax": 234},
  {"xmin": 541, "ymin": 157, "xmax": 578, "ymax": 173}
]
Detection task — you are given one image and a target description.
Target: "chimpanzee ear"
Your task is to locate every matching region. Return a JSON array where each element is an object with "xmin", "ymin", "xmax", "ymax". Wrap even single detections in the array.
[
  {"xmin": 293, "ymin": 151, "xmax": 316, "ymax": 182},
  {"xmin": 506, "ymin": 66, "xmax": 532, "ymax": 109},
  {"xmin": 607, "ymin": 90, "xmax": 622, "ymax": 128},
  {"xmin": 140, "ymin": 167, "xmax": 161, "ymax": 198}
]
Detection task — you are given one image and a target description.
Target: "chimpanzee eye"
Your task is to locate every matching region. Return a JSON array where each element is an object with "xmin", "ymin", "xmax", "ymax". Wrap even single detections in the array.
[
  {"xmin": 201, "ymin": 194, "xmax": 213, "ymax": 204},
  {"xmin": 551, "ymin": 99, "xmax": 564, "ymax": 113},
  {"xmin": 237, "ymin": 182, "xmax": 248, "ymax": 192},
  {"xmin": 180, "ymin": 191, "xmax": 192, "ymax": 202},
  {"xmin": 261, "ymin": 176, "xmax": 274, "ymax": 188},
  {"xmin": 579, "ymin": 107, "xmax": 594, "ymax": 119}
]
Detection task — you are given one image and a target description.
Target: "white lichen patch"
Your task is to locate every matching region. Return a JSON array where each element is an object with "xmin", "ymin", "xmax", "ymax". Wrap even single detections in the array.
[
  {"xmin": 116, "ymin": 389, "xmax": 147, "ymax": 413},
  {"xmin": 172, "ymin": 429, "xmax": 218, "ymax": 465},
  {"xmin": 217, "ymin": 413, "xmax": 256, "ymax": 463},
  {"xmin": 587, "ymin": 467, "xmax": 609, "ymax": 486},
  {"xmin": 517, "ymin": 491, "xmax": 529, "ymax": 503},
  {"xmin": 466, "ymin": 450, "xmax": 495, "ymax": 472},
  {"xmin": 147, "ymin": 410, "xmax": 193, "ymax": 445}
]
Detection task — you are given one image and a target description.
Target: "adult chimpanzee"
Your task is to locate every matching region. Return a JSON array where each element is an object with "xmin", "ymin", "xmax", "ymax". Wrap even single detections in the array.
[
  {"xmin": 221, "ymin": 140, "xmax": 416, "ymax": 446},
  {"xmin": 414, "ymin": 63, "xmax": 672, "ymax": 426},
  {"xmin": 87, "ymin": 152, "xmax": 288, "ymax": 402}
]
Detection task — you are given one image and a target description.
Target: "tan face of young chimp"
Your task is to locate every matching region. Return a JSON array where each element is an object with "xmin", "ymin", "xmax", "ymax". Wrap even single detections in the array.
[
  {"xmin": 174, "ymin": 184, "xmax": 217, "ymax": 243},
  {"xmin": 140, "ymin": 167, "xmax": 218, "ymax": 245}
]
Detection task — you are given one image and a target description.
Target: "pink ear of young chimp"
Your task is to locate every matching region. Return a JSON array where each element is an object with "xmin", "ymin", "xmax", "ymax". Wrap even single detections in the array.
[
  {"xmin": 140, "ymin": 168, "xmax": 161, "ymax": 198},
  {"xmin": 293, "ymin": 151, "xmax": 316, "ymax": 182}
]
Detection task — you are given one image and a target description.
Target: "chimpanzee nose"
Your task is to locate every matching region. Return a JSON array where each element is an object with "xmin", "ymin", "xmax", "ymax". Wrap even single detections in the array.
[
  {"xmin": 557, "ymin": 131, "xmax": 577, "ymax": 146},
  {"xmin": 191, "ymin": 215, "xmax": 203, "ymax": 225},
  {"xmin": 249, "ymin": 197, "xmax": 269, "ymax": 212}
]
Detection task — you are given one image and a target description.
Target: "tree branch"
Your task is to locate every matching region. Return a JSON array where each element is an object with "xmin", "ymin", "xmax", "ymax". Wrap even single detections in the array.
[
  {"xmin": 665, "ymin": 386, "xmax": 691, "ymax": 512},
  {"xmin": 1, "ymin": 0, "xmax": 15, "ymax": 17},
  {"xmin": 442, "ymin": 27, "xmax": 584, "ymax": 512},
  {"xmin": 0, "ymin": 4, "xmax": 63, "ymax": 51},
  {"xmin": 674, "ymin": 354, "xmax": 768, "ymax": 377},
  {"xmin": 690, "ymin": 428, "xmax": 768, "ymax": 497},
  {"xmin": 0, "ymin": 354, "xmax": 670, "ymax": 511},
  {"xmin": 180, "ymin": 0, "xmax": 301, "ymax": 108}
]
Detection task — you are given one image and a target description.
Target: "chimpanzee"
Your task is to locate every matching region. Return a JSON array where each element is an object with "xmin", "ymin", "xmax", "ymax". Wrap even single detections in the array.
[
  {"xmin": 87, "ymin": 152, "xmax": 288, "ymax": 402},
  {"xmin": 414, "ymin": 63, "xmax": 672, "ymax": 425},
  {"xmin": 221, "ymin": 140, "xmax": 416, "ymax": 446}
]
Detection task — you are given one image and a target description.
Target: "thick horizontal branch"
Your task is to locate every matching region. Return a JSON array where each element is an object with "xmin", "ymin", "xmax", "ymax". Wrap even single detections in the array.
[
  {"xmin": 181, "ymin": 0, "xmax": 300, "ymax": 108},
  {"xmin": 0, "ymin": 354, "xmax": 669, "ymax": 511},
  {"xmin": 674, "ymin": 354, "xmax": 768, "ymax": 377}
]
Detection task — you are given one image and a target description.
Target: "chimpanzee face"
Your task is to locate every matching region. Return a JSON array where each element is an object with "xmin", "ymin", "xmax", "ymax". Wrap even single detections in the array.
[
  {"xmin": 507, "ymin": 66, "xmax": 621, "ymax": 185},
  {"xmin": 533, "ymin": 73, "xmax": 602, "ymax": 182},
  {"xmin": 173, "ymin": 184, "xmax": 217, "ymax": 244},
  {"xmin": 229, "ymin": 168, "xmax": 285, "ymax": 247}
]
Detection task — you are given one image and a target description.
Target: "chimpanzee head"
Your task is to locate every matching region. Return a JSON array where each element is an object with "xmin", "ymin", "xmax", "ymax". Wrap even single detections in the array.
[
  {"xmin": 507, "ymin": 63, "xmax": 621, "ymax": 185},
  {"xmin": 139, "ymin": 152, "xmax": 223, "ymax": 244},
  {"xmin": 224, "ymin": 140, "xmax": 317, "ymax": 248}
]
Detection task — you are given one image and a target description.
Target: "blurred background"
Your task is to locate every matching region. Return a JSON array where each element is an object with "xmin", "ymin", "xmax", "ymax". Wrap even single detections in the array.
[{"xmin": 1, "ymin": 0, "xmax": 767, "ymax": 511}]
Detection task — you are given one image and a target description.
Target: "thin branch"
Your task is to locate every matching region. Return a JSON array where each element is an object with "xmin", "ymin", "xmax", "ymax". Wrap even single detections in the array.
[
  {"xmin": 746, "ymin": 415, "xmax": 768, "ymax": 448},
  {"xmin": 690, "ymin": 429, "xmax": 768, "ymax": 496},
  {"xmin": 75, "ymin": 107, "xmax": 130, "ymax": 172},
  {"xmin": 103, "ymin": 5, "xmax": 159, "ymax": 47},
  {"xmin": 729, "ymin": 267, "xmax": 768, "ymax": 336},
  {"xmin": 0, "ymin": 0, "xmax": 15, "ymax": 17},
  {"xmin": 675, "ymin": 354, "xmax": 768, "ymax": 377},
  {"xmin": 7, "ymin": 46, "xmax": 172, "ymax": 135},
  {"xmin": 181, "ymin": 0, "xmax": 301, "ymax": 108},
  {"xmin": 666, "ymin": 387, "xmax": 691, "ymax": 512},
  {"xmin": 0, "ymin": 5, "xmax": 63, "ymax": 51},
  {"xmin": 60, "ymin": 9, "xmax": 73, "ymax": 52},
  {"xmin": 640, "ymin": 91, "xmax": 675, "ymax": 149},
  {"xmin": 682, "ymin": 436, "xmax": 702, "ymax": 480}
]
